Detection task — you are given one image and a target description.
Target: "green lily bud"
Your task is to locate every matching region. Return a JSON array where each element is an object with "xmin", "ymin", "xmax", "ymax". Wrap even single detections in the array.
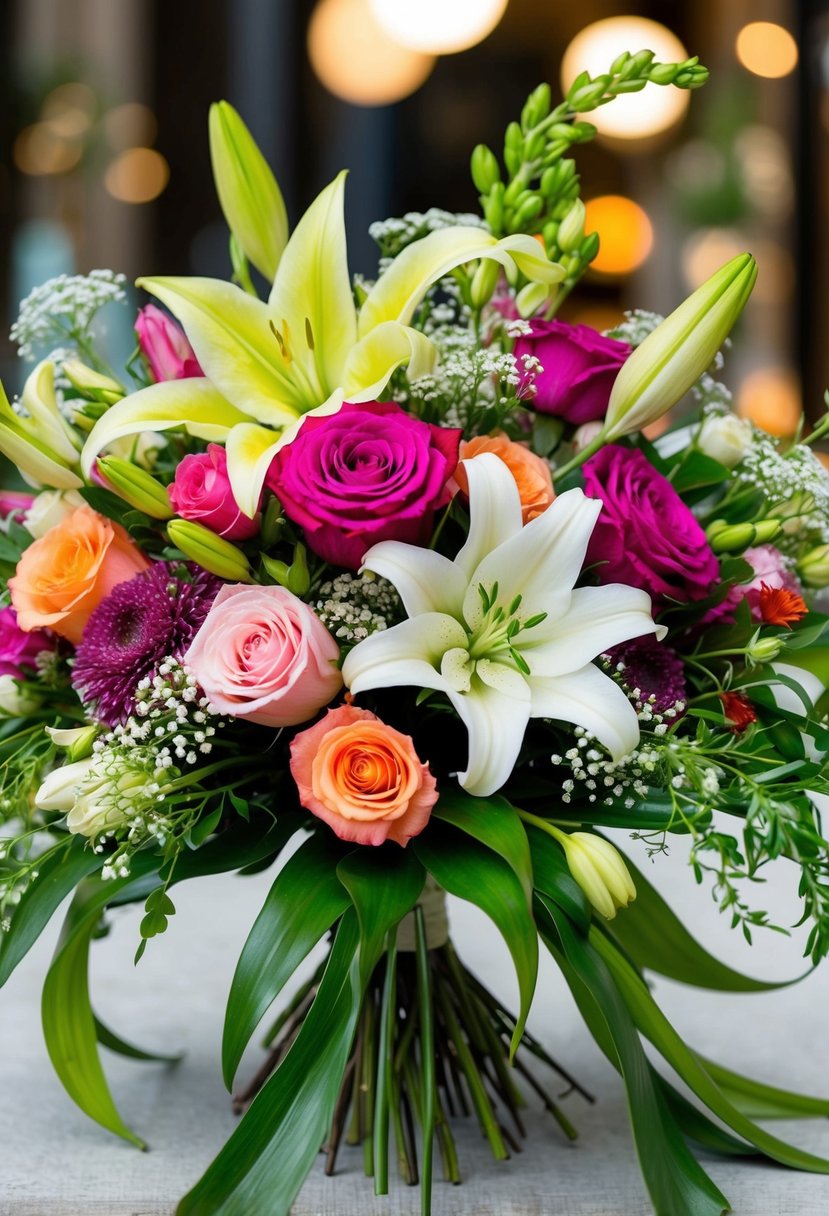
[
  {"xmin": 609, "ymin": 51, "xmax": 631, "ymax": 76},
  {"xmin": 46, "ymin": 724, "xmax": 99, "ymax": 762},
  {"xmin": 63, "ymin": 360, "xmax": 124, "ymax": 405},
  {"xmin": 557, "ymin": 199, "xmax": 586, "ymax": 254},
  {"xmin": 503, "ymin": 122, "xmax": 525, "ymax": 176},
  {"xmin": 559, "ymin": 832, "xmax": 636, "ymax": 920},
  {"xmin": 521, "ymin": 83, "xmax": 551, "ymax": 130},
  {"xmin": 648, "ymin": 62, "xmax": 679, "ymax": 85},
  {"xmin": 97, "ymin": 455, "xmax": 173, "ymax": 520},
  {"xmin": 707, "ymin": 518, "xmax": 781, "ymax": 553},
  {"xmin": 747, "ymin": 635, "xmax": 784, "ymax": 665},
  {"xmin": 798, "ymin": 544, "xmax": 829, "ymax": 588},
  {"xmin": 628, "ymin": 49, "xmax": 656, "ymax": 75},
  {"xmin": 482, "ymin": 182, "xmax": 505, "ymax": 232},
  {"xmin": 260, "ymin": 495, "xmax": 285, "ymax": 548},
  {"xmin": 209, "ymin": 101, "xmax": 288, "ymax": 282},
  {"xmin": 167, "ymin": 519, "xmax": 252, "ymax": 582},
  {"xmin": 470, "ymin": 144, "xmax": 501, "ymax": 195},
  {"xmin": 508, "ymin": 193, "xmax": 544, "ymax": 233},
  {"xmin": 569, "ymin": 75, "xmax": 612, "ymax": 112},
  {"xmin": 602, "ymin": 253, "xmax": 757, "ymax": 441},
  {"xmin": 470, "ymin": 258, "xmax": 501, "ymax": 308},
  {"xmin": 579, "ymin": 231, "xmax": 600, "ymax": 265},
  {"xmin": 516, "ymin": 281, "xmax": 550, "ymax": 319}
]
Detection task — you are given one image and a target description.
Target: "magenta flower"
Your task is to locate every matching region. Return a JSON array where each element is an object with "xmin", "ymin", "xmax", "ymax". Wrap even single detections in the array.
[
  {"xmin": 582, "ymin": 445, "xmax": 719, "ymax": 609},
  {"xmin": 514, "ymin": 319, "xmax": 630, "ymax": 425},
  {"xmin": 169, "ymin": 444, "xmax": 259, "ymax": 541},
  {"xmin": 0, "ymin": 606, "xmax": 53, "ymax": 677},
  {"xmin": 266, "ymin": 402, "xmax": 461, "ymax": 570},
  {"xmin": 606, "ymin": 635, "xmax": 687, "ymax": 715},
  {"xmin": 0, "ymin": 491, "xmax": 35, "ymax": 521},
  {"xmin": 135, "ymin": 304, "xmax": 203, "ymax": 382}
]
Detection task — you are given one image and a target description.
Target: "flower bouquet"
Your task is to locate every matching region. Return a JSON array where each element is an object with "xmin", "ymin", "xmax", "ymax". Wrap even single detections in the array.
[{"xmin": 3, "ymin": 48, "xmax": 829, "ymax": 1216}]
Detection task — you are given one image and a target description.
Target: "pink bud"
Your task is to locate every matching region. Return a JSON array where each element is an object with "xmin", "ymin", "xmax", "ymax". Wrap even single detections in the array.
[
  {"xmin": 0, "ymin": 490, "xmax": 35, "ymax": 521},
  {"xmin": 169, "ymin": 444, "xmax": 259, "ymax": 541},
  {"xmin": 135, "ymin": 304, "xmax": 203, "ymax": 382}
]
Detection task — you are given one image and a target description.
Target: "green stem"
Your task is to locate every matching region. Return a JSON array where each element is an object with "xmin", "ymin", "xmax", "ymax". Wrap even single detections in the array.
[
  {"xmin": 415, "ymin": 909, "xmax": 435, "ymax": 1216},
  {"xmin": 552, "ymin": 429, "xmax": 609, "ymax": 481},
  {"xmin": 373, "ymin": 934, "xmax": 398, "ymax": 1195},
  {"xmin": 517, "ymin": 808, "xmax": 569, "ymax": 847}
]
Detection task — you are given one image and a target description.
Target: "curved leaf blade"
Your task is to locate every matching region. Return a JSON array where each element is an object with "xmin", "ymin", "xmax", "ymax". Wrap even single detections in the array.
[
  {"xmin": 697, "ymin": 1056, "xmax": 829, "ymax": 1120},
  {"xmin": 434, "ymin": 789, "xmax": 533, "ymax": 899},
  {"xmin": 95, "ymin": 1015, "xmax": 181, "ymax": 1064},
  {"xmin": 336, "ymin": 845, "xmax": 425, "ymax": 985}
]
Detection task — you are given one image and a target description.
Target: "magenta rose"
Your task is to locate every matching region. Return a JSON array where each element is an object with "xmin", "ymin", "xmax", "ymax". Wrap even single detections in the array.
[
  {"xmin": 135, "ymin": 304, "xmax": 203, "ymax": 382},
  {"xmin": 514, "ymin": 320, "xmax": 630, "ymax": 425},
  {"xmin": 266, "ymin": 402, "xmax": 461, "ymax": 570},
  {"xmin": 169, "ymin": 444, "xmax": 259, "ymax": 541},
  {"xmin": 582, "ymin": 445, "xmax": 719, "ymax": 609},
  {"xmin": 0, "ymin": 606, "xmax": 53, "ymax": 677}
]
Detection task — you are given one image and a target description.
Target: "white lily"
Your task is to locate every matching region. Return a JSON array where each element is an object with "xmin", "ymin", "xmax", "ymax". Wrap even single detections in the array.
[{"xmin": 343, "ymin": 454, "xmax": 665, "ymax": 797}]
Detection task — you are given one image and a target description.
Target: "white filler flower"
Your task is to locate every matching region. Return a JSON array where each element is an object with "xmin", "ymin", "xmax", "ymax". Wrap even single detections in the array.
[{"xmin": 344, "ymin": 453, "xmax": 665, "ymax": 796}]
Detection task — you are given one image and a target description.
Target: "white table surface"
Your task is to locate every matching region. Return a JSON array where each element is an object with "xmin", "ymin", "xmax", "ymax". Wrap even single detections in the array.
[{"xmin": 1, "ymin": 830, "xmax": 828, "ymax": 1216}]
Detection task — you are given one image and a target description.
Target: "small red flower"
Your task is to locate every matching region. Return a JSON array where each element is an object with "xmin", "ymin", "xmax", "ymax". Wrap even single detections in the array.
[
  {"xmin": 720, "ymin": 691, "xmax": 758, "ymax": 733},
  {"xmin": 757, "ymin": 582, "xmax": 807, "ymax": 628}
]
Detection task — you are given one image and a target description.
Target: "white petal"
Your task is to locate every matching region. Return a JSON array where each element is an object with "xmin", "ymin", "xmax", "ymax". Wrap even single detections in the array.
[
  {"xmin": 454, "ymin": 454, "xmax": 522, "ymax": 583},
  {"xmin": 530, "ymin": 664, "xmax": 640, "ymax": 761},
  {"xmin": 476, "ymin": 659, "xmax": 531, "ymax": 701},
  {"xmin": 523, "ymin": 584, "xmax": 664, "ymax": 677},
  {"xmin": 361, "ymin": 541, "xmax": 467, "ymax": 619},
  {"xmin": 343, "ymin": 613, "xmax": 466, "ymax": 696},
  {"xmin": 448, "ymin": 679, "xmax": 531, "ymax": 797},
  {"xmin": 464, "ymin": 488, "xmax": 601, "ymax": 629}
]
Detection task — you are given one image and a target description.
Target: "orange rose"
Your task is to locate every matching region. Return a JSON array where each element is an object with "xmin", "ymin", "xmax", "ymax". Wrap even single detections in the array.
[
  {"xmin": 9, "ymin": 505, "xmax": 150, "ymax": 644},
  {"xmin": 457, "ymin": 434, "xmax": 554, "ymax": 522},
  {"xmin": 289, "ymin": 704, "xmax": 438, "ymax": 847}
]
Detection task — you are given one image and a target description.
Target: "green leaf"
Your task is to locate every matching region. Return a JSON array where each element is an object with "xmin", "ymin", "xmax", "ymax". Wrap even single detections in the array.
[
  {"xmin": 336, "ymin": 845, "xmax": 425, "ymax": 987},
  {"xmin": 669, "ymin": 450, "xmax": 730, "ymax": 494},
  {"xmin": 696, "ymin": 1056, "xmax": 829, "ymax": 1121},
  {"xmin": 434, "ymin": 789, "xmax": 533, "ymax": 899},
  {"xmin": 222, "ymin": 834, "xmax": 350, "ymax": 1089},
  {"xmin": 178, "ymin": 911, "xmax": 363, "ymax": 1216},
  {"xmin": 606, "ymin": 849, "xmax": 801, "ymax": 991},
  {"xmin": 537, "ymin": 899, "xmax": 730, "ymax": 1216},
  {"xmin": 0, "ymin": 836, "xmax": 102, "ymax": 987},
  {"xmin": 415, "ymin": 824, "xmax": 537, "ymax": 1058},
  {"xmin": 94, "ymin": 1015, "xmax": 182, "ymax": 1063},
  {"xmin": 525, "ymin": 823, "xmax": 590, "ymax": 931}
]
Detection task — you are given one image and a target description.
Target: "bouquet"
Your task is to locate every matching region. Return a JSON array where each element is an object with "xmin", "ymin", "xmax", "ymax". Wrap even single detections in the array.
[{"xmin": 2, "ymin": 48, "xmax": 829, "ymax": 1216}]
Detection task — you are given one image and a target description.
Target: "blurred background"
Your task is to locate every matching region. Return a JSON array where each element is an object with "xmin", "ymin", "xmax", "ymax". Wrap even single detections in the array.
[{"xmin": 0, "ymin": 0, "xmax": 825, "ymax": 435}]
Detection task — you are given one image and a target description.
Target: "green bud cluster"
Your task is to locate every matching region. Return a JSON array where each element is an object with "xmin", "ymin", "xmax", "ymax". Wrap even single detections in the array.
[{"xmin": 706, "ymin": 518, "xmax": 782, "ymax": 554}]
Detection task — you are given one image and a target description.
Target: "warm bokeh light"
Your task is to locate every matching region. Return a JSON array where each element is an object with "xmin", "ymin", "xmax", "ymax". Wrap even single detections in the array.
[
  {"xmin": 561, "ymin": 18, "xmax": 689, "ymax": 139},
  {"xmin": 735, "ymin": 125, "xmax": 793, "ymax": 220},
  {"xmin": 682, "ymin": 228, "xmax": 747, "ymax": 290},
  {"xmin": 737, "ymin": 368, "xmax": 801, "ymax": 436},
  {"xmin": 308, "ymin": 0, "xmax": 435, "ymax": 106},
  {"xmin": 41, "ymin": 82, "xmax": 96, "ymax": 138},
  {"xmin": 566, "ymin": 304, "xmax": 625, "ymax": 333},
  {"xmin": 369, "ymin": 0, "xmax": 507, "ymax": 54},
  {"xmin": 104, "ymin": 147, "xmax": 169, "ymax": 203},
  {"xmin": 13, "ymin": 124, "xmax": 83, "ymax": 175},
  {"xmin": 584, "ymin": 195, "xmax": 653, "ymax": 276},
  {"xmin": 736, "ymin": 22, "xmax": 798, "ymax": 79},
  {"xmin": 104, "ymin": 103, "xmax": 158, "ymax": 151}
]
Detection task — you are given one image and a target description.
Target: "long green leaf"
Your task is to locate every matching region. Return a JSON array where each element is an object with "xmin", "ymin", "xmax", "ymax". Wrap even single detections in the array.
[
  {"xmin": 607, "ymin": 849, "xmax": 801, "ymax": 992},
  {"xmin": 95, "ymin": 1015, "xmax": 181, "ymax": 1063},
  {"xmin": 434, "ymin": 789, "xmax": 533, "ymax": 898},
  {"xmin": 337, "ymin": 845, "xmax": 425, "ymax": 986},
  {"xmin": 415, "ymin": 824, "xmax": 537, "ymax": 1057},
  {"xmin": 222, "ymin": 834, "xmax": 350, "ymax": 1088},
  {"xmin": 698, "ymin": 1056, "xmax": 829, "ymax": 1120},
  {"xmin": 538, "ymin": 899, "xmax": 729, "ymax": 1216}
]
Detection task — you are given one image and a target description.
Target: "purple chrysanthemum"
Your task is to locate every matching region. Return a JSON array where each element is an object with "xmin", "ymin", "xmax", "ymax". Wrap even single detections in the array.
[
  {"xmin": 72, "ymin": 562, "xmax": 221, "ymax": 725},
  {"xmin": 605, "ymin": 635, "xmax": 687, "ymax": 716}
]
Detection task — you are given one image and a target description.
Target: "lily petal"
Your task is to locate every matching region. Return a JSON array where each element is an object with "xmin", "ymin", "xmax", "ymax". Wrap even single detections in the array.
[
  {"xmin": 523, "ymin": 584, "xmax": 664, "ymax": 677},
  {"xmin": 341, "ymin": 322, "xmax": 437, "ymax": 401},
  {"xmin": 448, "ymin": 678, "xmax": 532, "ymax": 796},
  {"xmin": 267, "ymin": 171, "xmax": 358, "ymax": 399},
  {"xmin": 454, "ymin": 454, "xmax": 523, "ymax": 585},
  {"xmin": 0, "ymin": 420, "xmax": 82, "ymax": 490},
  {"xmin": 225, "ymin": 422, "xmax": 282, "ymax": 519},
  {"xmin": 464, "ymin": 486, "xmax": 601, "ymax": 630},
  {"xmin": 476, "ymin": 658, "xmax": 531, "ymax": 701},
  {"xmin": 22, "ymin": 361, "xmax": 81, "ymax": 461},
  {"xmin": 81, "ymin": 379, "xmax": 249, "ymax": 481},
  {"xmin": 530, "ymin": 663, "xmax": 640, "ymax": 761},
  {"xmin": 343, "ymin": 613, "xmax": 467, "ymax": 696},
  {"xmin": 358, "ymin": 229, "xmax": 566, "ymax": 336},
  {"xmin": 138, "ymin": 276, "xmax": 301, "ymax": 426},
  {"xmin": 361, "ymin": 540, "xmax": 467, "ymax": 619}
]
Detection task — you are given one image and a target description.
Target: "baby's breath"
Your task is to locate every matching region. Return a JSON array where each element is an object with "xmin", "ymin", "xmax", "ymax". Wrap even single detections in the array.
[
  {"xmin": 11, "ymin": 269, "xmax": 127, "ymax": 362},
  {"xmin": 315, "ymin": 573, "xmax": 401, "ymax": 646}
]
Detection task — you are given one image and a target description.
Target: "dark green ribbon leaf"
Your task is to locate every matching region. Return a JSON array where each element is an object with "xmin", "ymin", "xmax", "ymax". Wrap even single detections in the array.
[
  {"xmin": 697, "ymin": 1056, "xmax": 829, "ymax": 1121},
  {"xmin": 95, "ymin": 1015, "xmax": 182, "ymax": 1063},
  {"xmin": 336, "ymin": 845, "xmax": 424, "ymax": 986},
  {"xmin": 434, "ymin": 789, "xmax": 533, "ymax": 898}
]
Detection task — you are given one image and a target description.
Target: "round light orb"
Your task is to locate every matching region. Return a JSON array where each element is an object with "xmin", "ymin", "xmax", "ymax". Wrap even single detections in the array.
[
  {"xmin": 368, "ymin": 0, "xmax": 508, "ymax": 55},
  {"xmin": 736, "ymin": 22, "xmax": 798, "ymax": 79},
  {"xmin": 105, "ymin": 147, "xmax": 169, "ymax": 203},
  {"xmin": 737, "ymin": 367, "xmax": 800, "ymax": 437},
  {"xmin": 561, "ymin": 18, "xmax": 689, "ymax": 139},
  {"xmin": 584, "ymin": 195, "xmax": 653, "ymax": 276},
  {"xmin": 682, "ymin": 228, "xmax": 747, "ymax": 291},
  {"xmin": 308, "ymin": 0, "xmax": 435, "ymax": 107},
  {"xmin": 13, "ymin": 124, "xmax": 82, "ymax": 175}
]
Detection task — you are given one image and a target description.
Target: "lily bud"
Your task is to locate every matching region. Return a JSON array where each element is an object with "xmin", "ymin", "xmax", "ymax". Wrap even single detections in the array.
[
  {"xmin": 0, "ymin": 674, "xmax": 41, "ymax": 717},
  {"xmin": 63, "ymin": 360, "xmax": 124, "ymax": 405},
  {"xmin": 559, "ymin": 831, "xmax": 636, "ymax": 920},
  {"xmin": 603, "ymin": 253, "xmax": 757, "ymax": 441},
  {"xmin": 46, "ymin": 724, "xmax": 98, "ymax": 761},
  {"xmin": 98, "ymin": 455, "xmax": 174, "ymax": 519},
  {"xmin": 35, "ymin": 758, "xmax": 96, "ymax": 812},
  {"xmin": 167, "ymin": 518, "xmax": 252, "ymax": 582},
  {"xmin": 557, "ymin": 199, "xmax": 586, "ymax": 254},
  {"xmin": 21, "ymin": 361, "xmax": 82, "ymax": 461},
  {"xmin": 469, "ymin": 258, "xmax": 501, "ymax": 309},
  {"xmin": 746, "ymin": 635, "xmax": 784, "ymax": 664},
  {"xmin": 706, "ymin": 518, "xmax": 781, "ymax": 553},
  {"xmin": 209, "ymin": 101, "xmax": 288, "ymax": 282},
  {"xmin": 798, "ymin": 544, "xmax": 829, "ymax": 588}
]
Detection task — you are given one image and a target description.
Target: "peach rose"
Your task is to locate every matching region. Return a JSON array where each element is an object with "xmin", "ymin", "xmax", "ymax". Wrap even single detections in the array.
[
  {"xmin": 9, "ymin": 506, "xmax": 150, "ymax": 645},
  {"xmin": 290, "ymin": 704, "xmax": 438, "ymax": 847},
  {"xmin": 184, "ymin": 584, "xmax": 342, "ymax": 727},
  {"xmin": 456, "ymin": 435, "xmax": 554, "ymax": 522}
]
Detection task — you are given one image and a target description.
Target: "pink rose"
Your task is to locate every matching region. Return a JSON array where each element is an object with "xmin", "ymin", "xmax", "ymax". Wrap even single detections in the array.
[
  {"xmin": 514, "ymin": 320, "xmax": 630, "ymax": 425},
  {"xmin": 0, "ymin": 491, "xmax": 35, "ymax": 522},
  {"xmin": 184, "ymin": 584, "xmax": 342, "ymax": 726},
  {"xmin": 0, "ymin": 606, "xmax": 53, "ymax": 677},
  {"xmin": 135, "ymin": 304, "xmax": 203, "ymax": 382},
  {"xmin": 169, "ymin": 444, "xmax": 258, "ymax": 541}
]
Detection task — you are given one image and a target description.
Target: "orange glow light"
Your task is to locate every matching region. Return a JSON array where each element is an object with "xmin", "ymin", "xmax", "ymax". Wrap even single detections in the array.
[
  {"xmin": 584, "ymin": 196, "xmax": 653, "ymax": 277},
  {"xmin": 308, "ymin": 0, "xmax": 434, "ymax": 106},
  {"xmin": 104, "ymin": 147, "xmax": 169, "ymax": 203},
  {"xmin": 736, "ymin": 368, "xmax": 801, "ymax": 436},
  {"xmin": 736, "ymin": 22, "xmax": 798, "ymax": 79}
]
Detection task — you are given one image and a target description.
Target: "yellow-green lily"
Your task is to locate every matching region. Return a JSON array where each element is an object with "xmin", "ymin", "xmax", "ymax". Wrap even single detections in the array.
[
  {"xmin": 0, "ymin": 361, "xmax": 83, "ymax": 490},
  {"xmin": 81, "ymin": 169, "xmax": 565, "ymax": 517}
]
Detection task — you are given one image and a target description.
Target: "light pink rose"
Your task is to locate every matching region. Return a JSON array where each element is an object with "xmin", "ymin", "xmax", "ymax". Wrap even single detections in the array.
[
  {"xmin": 135, "ymin": 304, "xmax": 203, "ymax": 382},
  {"xmin": 169, "ymin": 444, "xmax": 259, "ymax": 541},
  {"xmin": 183, "ymin": 584, "xmax": 342, "ymax": 726}
]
